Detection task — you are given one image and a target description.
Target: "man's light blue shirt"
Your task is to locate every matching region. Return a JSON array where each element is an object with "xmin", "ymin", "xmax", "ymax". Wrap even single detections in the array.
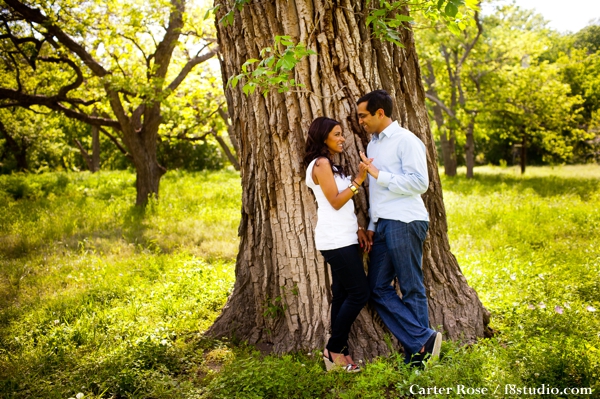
[{"xmin": 366, "ymin": 121, "xmax": 429, "ymax": 231}]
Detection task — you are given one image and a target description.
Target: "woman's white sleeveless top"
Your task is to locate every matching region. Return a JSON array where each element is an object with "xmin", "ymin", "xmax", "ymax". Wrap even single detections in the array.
[{"xmin": 306, "ymin": 158, "xmax": 358, "ymax": 250}]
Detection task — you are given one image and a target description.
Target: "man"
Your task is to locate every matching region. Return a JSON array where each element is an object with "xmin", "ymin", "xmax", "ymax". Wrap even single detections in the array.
[{"xmin": 357, "ymin": 90, "xmax": 441, "ymax": 365}]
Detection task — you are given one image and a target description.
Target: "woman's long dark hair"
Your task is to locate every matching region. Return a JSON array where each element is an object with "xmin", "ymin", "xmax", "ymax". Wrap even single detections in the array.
[{"xmin": 303, "ymin": 117, "xmax": 348, "ymax": 176}]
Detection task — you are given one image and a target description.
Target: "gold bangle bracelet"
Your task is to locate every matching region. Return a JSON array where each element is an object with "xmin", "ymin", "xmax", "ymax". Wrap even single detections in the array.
[{"xmin": 348, "ymin": 183, "xmax": 358, "ymax": 194}]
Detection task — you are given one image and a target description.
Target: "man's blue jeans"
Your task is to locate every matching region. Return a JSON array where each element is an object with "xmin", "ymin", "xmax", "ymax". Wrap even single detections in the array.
[{"xmin": 368, "ymin": 219, "xmax": 434, "ymax": 356}]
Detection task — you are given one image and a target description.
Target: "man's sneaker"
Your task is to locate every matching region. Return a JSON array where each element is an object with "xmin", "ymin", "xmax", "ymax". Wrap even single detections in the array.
[
  {"xmin": 407, "ymin": 331, "xmax": 442, "ymax": 367},
  {"xmin": 428, "ymin": 331, "xmax": 442, "ymax": 360}
]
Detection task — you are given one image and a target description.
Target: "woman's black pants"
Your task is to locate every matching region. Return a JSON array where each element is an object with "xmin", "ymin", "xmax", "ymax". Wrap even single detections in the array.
[{"xmin": 320, "ymin": 244, "xmax": 370, "ymax": 355}]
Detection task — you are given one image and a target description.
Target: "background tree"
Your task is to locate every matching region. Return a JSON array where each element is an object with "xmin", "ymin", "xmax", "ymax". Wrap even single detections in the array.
[
  {"xmin": 159, "ymin": 66, "xmax": 240, "ymax": 170},
  {"xmin": 481, "ymin": 61, "xmax": 585, "ymax": 173},
  {"xmin": 474, "ymin": 5, "xmax": 588, "ymax": 172},
  {"xmin": 416, "ymin": 8, "xmax": 482, "ymax": 177},
  {"xmin": 207, "ymin": 0, "xmax": 490, "ymax": 359},
  {"xmin": 0, "ymin": 107, "xmax": 95, "ymax": 173},
  {"xmin": 0, "ymin": 0, "xmax": 218, "ymax": 204}
]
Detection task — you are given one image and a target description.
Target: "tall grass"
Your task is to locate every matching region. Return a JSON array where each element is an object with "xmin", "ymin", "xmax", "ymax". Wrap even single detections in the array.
[{"xmin": 1, "ymin": 165, "xmax": 598, "ymax": 398}]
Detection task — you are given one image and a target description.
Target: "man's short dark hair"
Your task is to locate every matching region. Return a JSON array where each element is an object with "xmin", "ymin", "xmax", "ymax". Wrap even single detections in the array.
[{"xmin": 357, "ymin": 90, "xmax": 393, "ymax": 117}]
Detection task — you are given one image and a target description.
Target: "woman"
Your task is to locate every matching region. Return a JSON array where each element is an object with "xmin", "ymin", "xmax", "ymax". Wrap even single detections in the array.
[{"xmin": 304, "ymin": 116, "xmax": 371, "ymax": 373}]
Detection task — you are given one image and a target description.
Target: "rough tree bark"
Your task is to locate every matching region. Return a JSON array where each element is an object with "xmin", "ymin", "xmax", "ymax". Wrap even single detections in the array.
[{"xmin": 208, "ymin": 0, "xmax": 490, "ymax": 359}]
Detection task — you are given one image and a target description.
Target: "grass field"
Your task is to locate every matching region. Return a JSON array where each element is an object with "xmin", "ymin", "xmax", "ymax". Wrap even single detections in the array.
[{"xmin": 0, "ymin": 165, "xmax": 599, "ymax": 398}]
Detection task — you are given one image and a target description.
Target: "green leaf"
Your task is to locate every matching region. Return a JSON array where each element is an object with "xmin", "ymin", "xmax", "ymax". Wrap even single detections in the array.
[
  {"xmin": 204, "ymin": 5, "xmax": 219, "ymax": 20},
  {"xmin": 252, "ymin": 67, "xmax": 267, "ymax": 77},
  {"xmin": 437, "ymin": 0, "xmax": 445, "ymax": 10},
  {"xmin": 394, "ymin": 14, "xmax": 414, "ymax": 22},
  {"xmin": 275, "ymin": 35, "xmax": 293, "ymax": 46},
  {"xmin": 243, "ymin": 58, "xmax": 260, "ymax": 66},
  {"xmin": 230, "ymin": 75, "xmax": 240, "ymax": 88},
  {"xmin": 265, "ymin": 56, "xmax": 275, "ymax": 68},
  {"xmin": 445, "ymin": 2, "xmax": 459, "ymax": 17},
  {"xmin": 281, "ymin": 53, "xmax": 296, "ymax": 70},
  {"xmin": 464, "ymin": 0, "xmax": 479, "ymax": 10},
  {"xmin": 447, "ymin": 21, "xmax": 461, "ymax": 36}
]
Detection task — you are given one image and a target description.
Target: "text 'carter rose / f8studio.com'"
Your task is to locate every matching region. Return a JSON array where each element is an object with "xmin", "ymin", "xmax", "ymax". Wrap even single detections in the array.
[{"xmin": 409, "ymin": 384, "xmax": 593, "ymax": 396}]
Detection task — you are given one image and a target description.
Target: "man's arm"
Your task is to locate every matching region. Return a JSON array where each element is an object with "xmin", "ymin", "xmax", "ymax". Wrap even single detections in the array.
[{"xmin": 361, "ymin": 135, "xmax": 429, "ymax": 196}]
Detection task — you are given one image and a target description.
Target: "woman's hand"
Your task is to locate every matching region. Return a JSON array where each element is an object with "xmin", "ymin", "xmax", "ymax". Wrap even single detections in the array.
[
  {"xmin": 357, "ymin": 228, "xmax": 372, "ymax": 253},
  {"xmin": 359, "ymin": 151, "xmax": 379, "ymax": 179},
  {"xmin": 355, "ymin": 162, "xmax": 368, "ymax": 184}
]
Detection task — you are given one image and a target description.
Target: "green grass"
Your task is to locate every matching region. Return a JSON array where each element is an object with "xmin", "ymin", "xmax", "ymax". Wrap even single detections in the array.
[
  {"xmin": 0, "ymin": 170, "xmax": 240, "ymax": 398},
  {"xmin": 1, "ymin": 165, "xmax": 599, "ymax": 398}
]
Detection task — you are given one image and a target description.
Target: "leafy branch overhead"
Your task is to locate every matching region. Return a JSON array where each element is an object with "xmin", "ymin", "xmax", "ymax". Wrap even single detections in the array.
[
  {"xmin": 227, "ymin": 36, "xmax": 315, "ymax": 96},
  {"xmin": 219, "ymin": 0, "xmax": 477, "ymax": 96},
  {"xmin": 367, "ymin": 0, "xmax": 479, "ymax": 45}
]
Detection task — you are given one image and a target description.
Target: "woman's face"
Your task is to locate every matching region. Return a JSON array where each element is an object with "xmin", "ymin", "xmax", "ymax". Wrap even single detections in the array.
[{"xmin": 324, "ymin": 125, "xmax": 345, "ymax": 155}]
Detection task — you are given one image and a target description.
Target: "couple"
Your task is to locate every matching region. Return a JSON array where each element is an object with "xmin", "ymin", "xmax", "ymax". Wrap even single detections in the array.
[{"xmin": 304, "ymin": 90, "xmax": 442, "ymax": 372}]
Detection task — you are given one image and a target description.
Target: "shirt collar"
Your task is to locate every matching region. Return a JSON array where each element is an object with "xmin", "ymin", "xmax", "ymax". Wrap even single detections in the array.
[{"xmin": 372, "ymin": 120, "xmax": 399, "ymax": 141}]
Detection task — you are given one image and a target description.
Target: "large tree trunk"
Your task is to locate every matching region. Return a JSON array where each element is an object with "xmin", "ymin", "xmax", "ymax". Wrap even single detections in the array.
[
  {"xmin": 208, "ymin": 0, "xmax": 490, "ymax": 359},
  {"xmin": 126, "ymin": 132, "xmax": 166, "ymax": 206}
]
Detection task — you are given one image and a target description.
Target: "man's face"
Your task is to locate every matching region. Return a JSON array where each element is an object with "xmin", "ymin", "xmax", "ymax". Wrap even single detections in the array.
[{"xmin": 357, "ymin": 102, "xmax": 383, "ymax": 134}]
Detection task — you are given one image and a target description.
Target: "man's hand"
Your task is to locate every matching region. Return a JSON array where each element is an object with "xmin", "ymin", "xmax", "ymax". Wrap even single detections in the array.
[
  {"xmin": 367, "ymin": 230, "xmax": 374, "ymax": 243},
  {"xmin": 359, "ymin": 151, "xmax": 379, "ymax": 179}
]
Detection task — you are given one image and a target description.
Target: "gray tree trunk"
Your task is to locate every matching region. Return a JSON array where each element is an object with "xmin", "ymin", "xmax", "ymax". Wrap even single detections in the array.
[
  {"xmin": 91, "ymin": 122, "xmax": 100, "ymax": 172},
  {"xmin": 440, "ymin": 129, "xmax": 458, "ymax": 176},
  {"xmin": 0, "ymin": 120, "xmax": 28, "ymax": 171},
  {"xmin": 465, "ymin": 118, "xmax": 475, "ymax": 179},
  {"xmin": 208, "ymin": 0, "xmax": 490, "ymax": 359}
]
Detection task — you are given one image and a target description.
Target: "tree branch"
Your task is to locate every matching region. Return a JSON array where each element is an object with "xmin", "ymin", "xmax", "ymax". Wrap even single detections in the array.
[
  {"xmin": 39, "ymin": 56, "xmax": 84, "ymax": 98},
  {"xmin": 0, "ymin": 87, "xmax": 120, "ymax": 128},
  {"xmin": 4, "ymin": 0, "xmax": 109, "ymax": 77},
  {"xmin": 166, "ymin": 47, "xmax": 218, "ymax": 92},
  {"xmin": 98, "ymin": 126, "xmax": 132, "ymax": 159},
  {"xmin": 152, "ymin": 0, "xmax": 185, "ymax": 82},
  {"xmin": 425, "ymin": 93, "xmax": 456, "ymax": 119},
  {"xmin": 74, "ymin": 138, "xmax": 93, "ymax": 170}
]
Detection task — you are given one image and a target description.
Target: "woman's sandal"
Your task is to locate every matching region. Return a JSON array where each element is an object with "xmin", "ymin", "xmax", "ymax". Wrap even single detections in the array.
[{"xmin": 323, "ymin": 349, "xmax": 361, "ymax": 373}]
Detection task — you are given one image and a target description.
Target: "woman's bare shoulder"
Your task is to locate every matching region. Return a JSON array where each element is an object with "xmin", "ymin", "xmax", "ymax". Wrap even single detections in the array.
[{"xmin": 314, "ymin": 157, "xmax": 330, "ymax": 168}]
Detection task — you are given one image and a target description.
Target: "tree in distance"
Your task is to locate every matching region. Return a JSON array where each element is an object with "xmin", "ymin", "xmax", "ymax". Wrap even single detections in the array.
[{"xmin": 0, "ymin": 0, "xmax": 218, "ymax": 204}]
